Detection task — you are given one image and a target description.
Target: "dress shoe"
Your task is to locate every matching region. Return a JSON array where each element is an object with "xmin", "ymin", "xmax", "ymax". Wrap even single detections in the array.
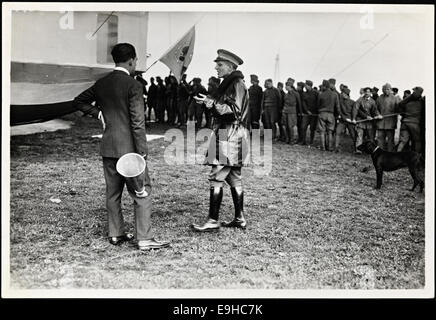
[
  {"xmin": 221, "ymin": 218, "xmax": 247, "ymax": 229},
  {"xmin": 191, "ymin": 219, "xmax": 220, "ymax": 232},
  {"xmin": 138, "ymin": 238, "xmax": 170, "ymax": 250},
  {"xmin": 109, "ymin": 233, "xmax": 134, "ymax": 245}
]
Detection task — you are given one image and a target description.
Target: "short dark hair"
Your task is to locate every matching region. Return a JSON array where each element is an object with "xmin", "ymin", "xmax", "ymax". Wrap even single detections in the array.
[
  {"xmin": 111, "ymin": 43, "xmax": 136, "ymax": 63},
  {"xmin": 404, "ymin": 90, "xmax": 411, "ymax": 95}
]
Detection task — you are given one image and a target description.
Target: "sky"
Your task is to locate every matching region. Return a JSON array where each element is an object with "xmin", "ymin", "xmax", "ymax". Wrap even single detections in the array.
[{"xmin": 146, "ymin": 6, "xmax": 433, "ymax": 99}]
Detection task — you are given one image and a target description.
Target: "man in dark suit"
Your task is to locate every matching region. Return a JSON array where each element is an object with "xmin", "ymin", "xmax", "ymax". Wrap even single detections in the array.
[{"xmin": 73, "ymin": 43, "xmax": 169, "ymax": 251}]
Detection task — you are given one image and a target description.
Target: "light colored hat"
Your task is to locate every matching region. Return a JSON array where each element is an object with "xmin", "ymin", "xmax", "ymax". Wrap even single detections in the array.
[{"xmin": 214, "ymin": 49, "xmax": 243, "ymax": 66}]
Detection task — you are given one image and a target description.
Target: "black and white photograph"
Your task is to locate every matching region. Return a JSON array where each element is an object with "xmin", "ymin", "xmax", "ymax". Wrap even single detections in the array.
[{"xmin": 2, "ymin": 2, "xmax": 434, "ymax": 300}]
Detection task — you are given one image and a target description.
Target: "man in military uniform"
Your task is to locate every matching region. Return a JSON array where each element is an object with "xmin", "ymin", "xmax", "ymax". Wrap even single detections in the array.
[
  {"xmin": 177, "ymin": 74, "xmax": 190, "ymax": 128},
  {"xmin": 301, "ymin": 80, "xmax": 319, "ymax": 146},
  {"xmin": 155, "ymin": 76, "xmax": 166, "ymax": 123},
  {"xmin": 375, "ymin": 83, "xmax": 398, "ymax": 152},
  {"xmin": 334, "ymin": 87, "xmax": 356, "ymax": 152},
  {"xmin": 277, "ymin": 82, "xmax": 286, "ymax": 141},
  {"xmin": 248, "ymin": 74, "xmax": 263, "ymax": 130},
  {"xmin": 397, "ymin": 86, "xmax": 425, "ymax": 154},
  {"xmin": 295, "ymin": 82, "xmax": 306, "ymax": 144},
  {"xmin": 261, "ymin": 79, "xmax": 281, "ymax": 140},
  {"xmin": 317, "ymin": 80, "xmax": 340, "ymax": 151},
  {"xmin": 205, "ymin": 76, "xmax": 221, "ymax": 129},
  {"xmin": 192, "ymin": 49, "xmax": 250, "ymax": 232},
  {"xmin": 352, "ymin": 87, "xmax": 382, "ymax": 152},
  {"xmin": 281, "ymin": 80, "xmax": 301, "ymax": 144},
  {"xmin": 147, "ymin": 77, "xmax": 158, "ymax": 123}
]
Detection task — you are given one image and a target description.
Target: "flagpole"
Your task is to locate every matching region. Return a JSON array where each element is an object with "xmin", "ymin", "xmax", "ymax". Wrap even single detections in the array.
[
  {"xmin": 142, "ymin": 60, "xmax": 159, "ymax": 74},
  {"xmin": 143, "ymin": 15, "xmax": 203, "ymax": 76}
]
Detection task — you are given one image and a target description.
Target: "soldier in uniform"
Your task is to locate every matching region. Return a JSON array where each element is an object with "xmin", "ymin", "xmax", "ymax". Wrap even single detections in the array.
[
  {"xmin": 277, "ymin": 82, "xmax": 286, "ymax": 141},
  {"xmin": 352, "ymin": 87, "xmax": 382, "ymax": 152},
  {"xmin": 317, "ymin": 80, "xmax": 340, "ymax": 151},
  {"xmin": 397, "ymin": 86, "xmax": 425, "ymax": 154},
  {"xmin": 334, "ymin": 87, "xmax": 357, "ymax": 152},
  {"xmin": 177, "ymin": 74, "xmax": 190, "ymax": 127},
  {"xmin": 248, "ymin": 74, "xmax": 263, "ymax": 130},
  {"xmin": 261, "ymin": 79, "xmax": 282, "ymax": 140},
  {"xmin": 205, "ymin": 76, "xmax": 221, "ymax": 129},
  {"xmin": 192, "ymin": 49, "xmax": 250, "ymax": 232},
  {"xmin": 375, "ymin": 83, "xmax": 398, "ymax": 152},
  {"xmin": 190, "ymin": 78, "xmax": 208, "ymax": 129},
  {"xmin": 155, "ymin": 76, "xmax": 166, "ymax": 123},
  {"xmin": 147, "ymin": 77, "xmax": 158, "ymax": 123},
  {"xmin": 301, "ymin": 80, "xmax": 319, "ymax": 146},
  {"xmin": 296, "ymin": 82, "xmax": 306, "ymax": 144},
  {"xmin": 281, "ymin": 81, "xmax": 301, "ymax": 144}
]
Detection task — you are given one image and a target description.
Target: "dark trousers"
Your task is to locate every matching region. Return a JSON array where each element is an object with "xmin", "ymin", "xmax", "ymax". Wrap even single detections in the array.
[
  {"xmin": 102, "ymin": 157, "xmax": 153, "ymax": 241},
  {"xmin": 155, "ymin": 99, "xmax": 165, "ymax": 123},
  {"xmin": 177, "ymin": 99, "xmax": 188, "ymax": 125},
  {"xmin": 335, "ymin": 121, "xmax": 357, "ymax": 150},
  {"xmin": 300, "ymin": 115, "xmax": 318, "ymax": 144},
  {"xmin": 204, "ymin": 107, "xmax": 212, "ymax": 129},
  {"xmin": 195, "ymin": 103, "xmax": 204, "ymax": 128},
  {"xmin": 297, "ymin": 115, "xmax": 303, "ymax": 142},
  {"xmin": 147, "ymin": 100, "xmax": 156, "ymax": 122},
  {"xmin": 263, "ymin": 107, "xmax": 278, "ymax": 137},
  {"xmin": 166, "ymin": 97, "xmax": 177, "ymax": 125},
  {"xmin": 398, "ymin": 122, "xmax": 421, "ymax": 153}
]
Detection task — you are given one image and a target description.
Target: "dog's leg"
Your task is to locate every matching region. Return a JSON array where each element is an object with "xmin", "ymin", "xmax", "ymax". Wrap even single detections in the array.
[
  {"xmin": 375, "ymin": 168, "xmax": 383, "ymax": 189},
  {"xmin": 408, "ymin": 166, "xmax": 420, "ymax": 192}
]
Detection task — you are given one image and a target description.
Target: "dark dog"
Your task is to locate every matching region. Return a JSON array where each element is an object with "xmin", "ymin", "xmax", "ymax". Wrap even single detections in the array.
[{"xmin": 357, "ymin": 140, "xmax": 424, "ymax": 192}]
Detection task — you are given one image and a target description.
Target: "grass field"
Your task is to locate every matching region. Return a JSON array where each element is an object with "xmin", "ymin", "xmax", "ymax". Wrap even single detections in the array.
[{"xmin": 9, "ymin": 114, "xmax": 425, "ymax": 289}]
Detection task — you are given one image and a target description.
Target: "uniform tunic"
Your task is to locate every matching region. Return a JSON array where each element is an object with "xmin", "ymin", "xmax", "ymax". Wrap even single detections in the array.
[{"xmin": 204, "ymin": 71, "xmax": 250, "ymax": 167}]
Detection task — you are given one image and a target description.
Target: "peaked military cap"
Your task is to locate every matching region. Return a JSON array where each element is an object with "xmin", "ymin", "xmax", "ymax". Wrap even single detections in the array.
[
  {"xmin": 328, "ymin": 78, "xmax": 336, "ymax": 85},
  {"xmin": 214, "ymin": 49, "xmax": 243, "ymax": 66},
  {"xmin": 250, "ymin": 74, "xmax": 259, "ymax": 82}
]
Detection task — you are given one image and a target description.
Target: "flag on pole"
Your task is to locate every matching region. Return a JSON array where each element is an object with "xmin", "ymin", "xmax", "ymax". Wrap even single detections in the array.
[{"xmin": 159, "ymin": 26, "xmax": 195, "ymax": 82}]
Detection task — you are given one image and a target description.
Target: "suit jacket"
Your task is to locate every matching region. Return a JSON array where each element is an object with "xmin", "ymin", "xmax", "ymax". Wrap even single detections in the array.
[{"xmin": 73, "ymin": 70, "xmax": 148, "ymax": 158}]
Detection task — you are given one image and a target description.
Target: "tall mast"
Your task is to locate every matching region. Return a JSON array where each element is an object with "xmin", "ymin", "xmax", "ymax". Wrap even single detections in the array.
[{"xmin": 274, "ymin": 53, "xmax": 280, "ymax": 85}]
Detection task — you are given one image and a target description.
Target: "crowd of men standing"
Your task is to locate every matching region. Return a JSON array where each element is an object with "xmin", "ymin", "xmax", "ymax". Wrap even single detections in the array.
[{"xmin": 136, "ymin": 73, "xmax": 426, "ymax": 156}]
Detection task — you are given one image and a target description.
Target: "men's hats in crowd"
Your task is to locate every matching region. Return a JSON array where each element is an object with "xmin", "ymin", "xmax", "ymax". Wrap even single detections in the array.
[
  {"xmin": 382, "ymin": 83, "xmax": 392, "ymax": 90},
  {"xmin": 305, "ymin": 80, "xmax": 313, "ymax": 87},
  {"xmin": 373, "ymin": 86, "xmax": 379, "ymax": 92},
  {"xmin": 214, "ymin": 49, "xmax": 244, "ymax": 66},
  {"xmin": 328, "ymin": 78, "xmax": 336, "ymax": 85},
  {"xmin": 297, "ymin": 81, "xmax": 305, "ymax": 88},
  {"xmin": 209, "ymin": 76, "xmax": 220, "ymax": 85},
  {"xmin": 250, "ymin": 74, "xmax": 259, "ymax": 82},
  {"xmin": 277, "ymin": 82, "xmax": 284, "ymax": 87},
  {"xmin": 392, "ymin": 87, "xmax": 399, "ymax": 93},
  {"xmin": 322, "ymin": 79, "xmax": 330, "ymax": 87},
  {"xmin": 287, "ymin": 77, "xmax": 295, "ymax": 84},
  {"xmin": 193, "ymin": 77, "xmax": 202, "ymax": 84},
  {"xmin": 342, "ymin": 87, "xmax": 351, "ymax": 96},
  {"xmin": 413, "ymin": 86, "xmax": 424, "ymax": 95}
]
